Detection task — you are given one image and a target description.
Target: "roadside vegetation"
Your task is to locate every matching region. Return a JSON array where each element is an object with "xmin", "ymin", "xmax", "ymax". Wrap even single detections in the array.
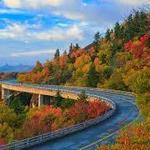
[
  {"xmin": 0, "ymin": 91, "xmax": 110, "ymax": 144},
  {"xmin": 17, "ymin": 10, "xmax": 150, "ymax": 149}
]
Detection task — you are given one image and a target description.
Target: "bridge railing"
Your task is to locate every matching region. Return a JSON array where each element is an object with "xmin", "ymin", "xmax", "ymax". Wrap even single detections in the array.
[
  {"xmin": 0, "ymin": 94, "xmax": 116, "ymax": 150},
  {"xmin": 1, "ymin": 81, "xmax": 135, "ymax": 104},
  {"xmin": 0, "ymin": 80, "xmax": 134, "ymax": 97}
]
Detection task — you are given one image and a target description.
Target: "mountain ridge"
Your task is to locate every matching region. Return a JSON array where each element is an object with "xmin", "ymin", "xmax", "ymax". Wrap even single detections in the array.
[{"xmin": 0, "ymin": 64, "xmax": 33, "ymax": 73}]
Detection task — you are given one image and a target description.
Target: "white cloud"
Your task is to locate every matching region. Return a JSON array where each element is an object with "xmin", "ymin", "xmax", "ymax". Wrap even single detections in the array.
[
  {"xmin": 3, "ymin": 0, "xmax": 150, "ymax": 25},
  {"xmin": 2, "ymin": 0, "xmax": 91, "ymax": 21},
  {"xmin": 0, "ymin": 23, "xmax": 84, "ymax": 41},
  {"xmin": 0, "ymin": 8, "xmax": 26, "ymax": 14},
  {"xmin": 2, "ymin": 0, "xmax": 149, "ymax": 46},
  {"xmin": 3, "ymin": 0, "xmax": 65, "ymax": 8},
  {"xmin": 4, "ymin": 0, "xmax": 21, "ymax": 8},
  {"xmin": 117, "ymin": 0, "xmax": 150, "ymax": 6},
  {"xmin": 0, "ymin": 23, "xmax": 26, "ymax": 39},
  {"xmin": 34, "ymin": 25, "xmax": 83, "ymax": 41},
  {"xmin": 57, "ymin": 23, "xmax": 69, "ymax": 27},
  {"xmin": 11, "ymin": 49, "xmax": 55, "ymax": 57}
]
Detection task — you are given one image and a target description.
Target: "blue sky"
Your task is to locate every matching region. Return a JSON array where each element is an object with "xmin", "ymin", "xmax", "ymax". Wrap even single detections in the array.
[{"xmin": 0, "ymin": 0, "xmax": 149, "ymax": 66}]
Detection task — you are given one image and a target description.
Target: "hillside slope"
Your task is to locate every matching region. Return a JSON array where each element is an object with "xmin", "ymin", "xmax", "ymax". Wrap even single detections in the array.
[
  {"xmin": 18, "ymin": 10, "xmax": 150, "ymax": 91},
  {"xmin": 17, "ymin": 10, "xmax": 150, "ymax": 149}
]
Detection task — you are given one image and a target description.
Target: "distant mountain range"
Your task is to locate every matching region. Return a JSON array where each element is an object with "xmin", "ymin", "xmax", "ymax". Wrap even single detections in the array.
[{"xmin": 0, "ymin": 64, "xmax": 33, "ymax": 72}]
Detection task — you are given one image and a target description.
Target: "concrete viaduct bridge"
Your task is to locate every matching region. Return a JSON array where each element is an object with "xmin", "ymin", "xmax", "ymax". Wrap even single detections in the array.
[
  {"xmin": 1, "ymin": 81, "xmax": 80, "ymax": 107},
  {"xmin": 0, "ymin": 81, "xmax": 139, "ymax": 150}
]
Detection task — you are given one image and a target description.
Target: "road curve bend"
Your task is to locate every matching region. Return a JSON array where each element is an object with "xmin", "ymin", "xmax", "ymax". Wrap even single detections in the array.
[{"xmin": 31, "ymin": 87, "xmax": 139, "ymax": 150}]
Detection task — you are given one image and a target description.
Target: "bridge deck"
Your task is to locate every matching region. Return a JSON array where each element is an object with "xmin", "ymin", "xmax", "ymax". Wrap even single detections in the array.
[{"xmin": 1, "ymin": 81, "xmax": 79, "ymax": 100}]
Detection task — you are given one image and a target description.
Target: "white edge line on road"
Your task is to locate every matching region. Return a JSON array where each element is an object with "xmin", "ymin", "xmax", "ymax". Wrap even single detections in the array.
[{"xmin": 79, "ymin": 99, "xmax": 140, "ymax": 150}]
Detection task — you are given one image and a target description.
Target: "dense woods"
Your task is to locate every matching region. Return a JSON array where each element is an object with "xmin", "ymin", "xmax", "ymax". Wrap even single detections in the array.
[
  {"xmin": 17, "ymin": 11, "xmax": 150, "ymax": 117},
  {"xmin": 17, "ymin": 10, "xmax": 150, "ymax": 149},
  {"xmin": 0, "ymin": 72, "xmax": 17, "ymax": 80},
  {"xmin": 0, "ymin": 10, "xmax": 149, "ymax": 148},
  {"xmin": 17, "ymin": 11, "xmax": 150, "ymax": 90}
]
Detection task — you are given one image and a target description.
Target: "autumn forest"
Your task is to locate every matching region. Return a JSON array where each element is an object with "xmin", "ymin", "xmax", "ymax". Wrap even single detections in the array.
[{"xmin": 0, "ymin": 10, "xmax": 150, "ymax": 149}]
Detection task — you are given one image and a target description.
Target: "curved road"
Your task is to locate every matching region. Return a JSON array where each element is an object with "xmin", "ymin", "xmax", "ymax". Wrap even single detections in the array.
[{"xmin": 30, "ymin": 87, "xmax": 139, "ymax": 150}]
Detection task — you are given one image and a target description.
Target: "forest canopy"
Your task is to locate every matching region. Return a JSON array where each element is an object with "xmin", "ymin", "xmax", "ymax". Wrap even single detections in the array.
[{"xmin": 17, "ymin": 10, "xmax": 150, "ymax": 149}]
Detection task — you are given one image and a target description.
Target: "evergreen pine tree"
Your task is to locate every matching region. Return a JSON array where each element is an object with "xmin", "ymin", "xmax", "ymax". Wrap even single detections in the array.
[
  {"xmin": 75, "ymin": 43, "xmax": 80, "ymax": 50},
  {"xmin": 87, "ymin": 63, "xmax": 99, "ymax": 87},
  {"xmin": 63, "ymin": 50, "xmax": 67, "ymax": 55},
  {"xmin": 33, "ymin": 61, "xmax": 43, "ymax": 73},
  {"xmin": 54, "ymin": 49, "xmax": 60, "ymax": 59},
  {"xmin": 114, "ymin": 22, "xmax": 122, "ymax": 39},
  {"xmin": 105, "ymin": 29, "xmax": 111, "ymax": 41},
  {"xmin": 94, "ymin": 32, "xmax": 101, "ymax": 52},
  {"xmin": 69, "ymin": 43, "xmax": 73, "ymax": 53},
  {"xmin": 54, "ymin": 90, "xmax": 63, "ymax": 107}
]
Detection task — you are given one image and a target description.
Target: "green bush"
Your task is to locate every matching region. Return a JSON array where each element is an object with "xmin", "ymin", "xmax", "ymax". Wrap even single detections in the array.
[
  {"xmin": 0, "ymin": 123, "xmax": 14, "ymax": 143},
  {"xmin": 61, "ymin": 99, "xmax": 75, "ymax": 109},
  {"xmin": 137, "ymin": 93, "xmax": 150, "ymax": 117},
  {"xmin": 10, "ymin": 97, "xmax": 25, "ymax": 115},
  {"xmin": 124, "ymin": 67, "xmax": 150, "ymax": 94},
  {"xmin": 0, "ymin": 102, "xmax": 17, "ymax": 128},
  {"xmin": 102, "ymin": 69, "xmax": 127, "ymax": 90}
]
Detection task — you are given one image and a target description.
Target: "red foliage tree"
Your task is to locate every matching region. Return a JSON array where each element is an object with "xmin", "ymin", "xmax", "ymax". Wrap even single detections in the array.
[
  {"xmin": 17, "ymin": 100, "xmax": 110, "ymax": 140},
  {"xmin": 124, "ymin": 34, "xmax": 150, "ymax": 59},
  {"xmin": 0, "ymin": 138, "xmax": 6, "ymax": 145},
  {"xmin": 18, "ymin": 106, "xmax": 62, "ymax": 138},
  {"xmin": 87, "ymin": 100, "xmax": 110, "ymax": 119},
  {"xmin": 68, "ymin": 100, "xmax": 110, "ymax": 122},
  {"xmin": 68, "ymin": 102, "xmax": 89, "ymax": 123}
]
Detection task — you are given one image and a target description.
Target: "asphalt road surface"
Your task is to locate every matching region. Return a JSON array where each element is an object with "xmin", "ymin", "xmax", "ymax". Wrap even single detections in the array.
[{"xmin": 30, "ymin": 87, "xmax": 139, "ymax": 150}]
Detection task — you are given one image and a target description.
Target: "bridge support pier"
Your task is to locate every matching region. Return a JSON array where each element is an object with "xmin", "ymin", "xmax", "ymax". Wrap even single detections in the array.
[
  {"xmin": 1, "ymin": 88, "xmax": 13, "ymax": 104},
  {"xmin": 1, "ymin": 88, "xmax": 5, "ymax": 100},
  {"xmin": 38, "ymin": 94, "xmax": 44, "ymax": 107}
]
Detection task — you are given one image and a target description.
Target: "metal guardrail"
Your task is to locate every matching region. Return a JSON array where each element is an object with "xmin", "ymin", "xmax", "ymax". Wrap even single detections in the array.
[
  {"xmin": 0, "ymin": 80, "xmax": 134, "ymax": 97},
  {"xmin": 0, "ymin": 109, "xmax": 115, "ymax": 150},
  {"xmin": 0, "ymin": 81, "xmax": 116, "ymax": 150},
  {"xmin": 0, "ymin": 81, "xmax": 135, "ymax": 105}
]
